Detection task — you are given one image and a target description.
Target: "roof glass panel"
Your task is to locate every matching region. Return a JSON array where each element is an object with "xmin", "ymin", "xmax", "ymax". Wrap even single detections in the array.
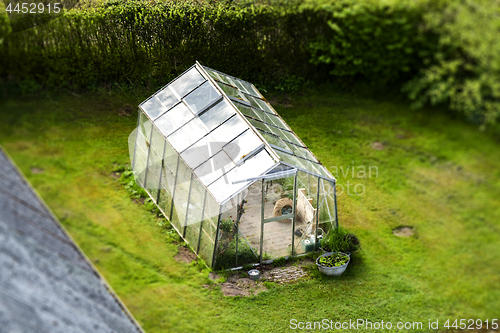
[
  {"xmin": 154, "ymin": 102, "xmax": 193, "ymax": 136},
  {"xmin": 245, "ymin": 95, "xmax": 276, "ymax": 114},
  {"xmin": 180, "ymin": 135, "xmax": 222, "ymax": 169},
  {"xmin": 184, "ymin": 81, "xmax": 220, "ymax": 114},
  {"xmin": 194, "ymin": 150, "xmax": 235, "ymax": 185},
  {"xmin": 233, "ymin": 101, "xmax": 261, "ymax": 120},
  {"xmin": 210, "ymin": 115, "xmax": 248, "ymax": 144},
  {"xmin": 156, "ymin": 86, "xmax": 179, "ymax": 112},
  {"xmin": 237, "ymin": 80, "xmax": 262, "ymax": 98},
  {"xmin": 141, "ymin": 96, "xmax": 167, "ymax": 119},
  {"xmin": 171, "ymin": 67, "xmax": 205, "ymax": 98},
  {"xmin": 168, "ymin": 117, "xmax": 208, "ymax": 152},
  {"xmin": 199, "ymin": 99, "xmax": 235, "ymax": 131},
  {"xmin": 216, "ymin": 81, "xmax": 248, "ymax": 103},
  {"xmin": 208, "ymin": 149, "xmax": 275, "ymax": 203},
  {"xmin": 222, "ymin": 129, "xmax": 262, "ymax": 163}
]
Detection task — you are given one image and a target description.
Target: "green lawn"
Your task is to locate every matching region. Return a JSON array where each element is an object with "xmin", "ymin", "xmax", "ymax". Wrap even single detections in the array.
[{"xmin": 0, "ymin": 87, "xmax": 498, "ymax": 332}]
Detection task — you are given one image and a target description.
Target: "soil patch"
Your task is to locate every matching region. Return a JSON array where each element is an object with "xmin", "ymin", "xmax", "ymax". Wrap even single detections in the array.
[
  {"xmin": 30, "ymin": 167, "xmax": 44, "ymax": 174},
  {"xmin": 174, "ymin": 246, "xmax": 197, "ymax": 264},
  {"xmin": 393, "ymin": 226, "xmax": 415, "ymax": 237},
  {"xmin": 371, "ymin": 142, "xmax": 385, "ymax": 150}
]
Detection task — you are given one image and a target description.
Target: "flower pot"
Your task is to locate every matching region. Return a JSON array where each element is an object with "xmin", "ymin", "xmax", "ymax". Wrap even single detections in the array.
[{"xmin": 316, "ymin": 252, "xmax": 350, "ymax": 276}]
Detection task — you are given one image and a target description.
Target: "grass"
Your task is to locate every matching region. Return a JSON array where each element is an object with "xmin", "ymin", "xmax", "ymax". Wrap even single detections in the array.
[{"xmin": 0, "ymin": 86, "xmax": 499, "ymax": 332}]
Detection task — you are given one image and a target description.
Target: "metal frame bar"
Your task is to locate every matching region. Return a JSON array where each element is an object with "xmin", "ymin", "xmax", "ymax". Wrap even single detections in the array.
[
  {"xmin": 196, "ymin": 190, "xmax": 208, "ymax": 254},
  {"xmin": 183, "ymin": 173, "xmax": 194, "ymax": 238},
  {"xmin": 131, "ymin": 110, "xmax": 141, "ymax": 170},
  {"xmin": 142, "ymin": 122, "xmax": 154, "ymax": 188},
  {"xmin": 155, "ymin": 140, "xmax": 167, "ymax": 204},
  {"xmin": 280, "ymin": 162, "xmax": 335, "ymax": 182},
  {"xmin": 291, "ymin": 172, "xmax": 298, "ymax": 256},
  {"xmin": 333, "ymin": 180, "xmax": 339, "ymax": 228},
  {"xmin": 169, "ymin": 155, "xmax": 181, "ymax": 221},
  {"xmin": 315, "ymin": 177, "xmax": 321, "ymax": 249},
  {"xmin": 232, "ymin": 167, "xmax": 296, "ymax": 185},
  {"xmin": 259, "ymin": 179, "xmax": 265, "ymax": 264},
  {"xmin": 218, "ymin": 162, "xmax": 280, "ymax": 206},
  {"xmin": 263, "ymin": 213, "xmax": 294, "ymax": 224},
  {"xmin": 235, "ymin": 193, "xmax": 241, "ymax": 267},
  {"xmin": 211, "ymin": 206, "xmax": 223, "ymax": 269}
]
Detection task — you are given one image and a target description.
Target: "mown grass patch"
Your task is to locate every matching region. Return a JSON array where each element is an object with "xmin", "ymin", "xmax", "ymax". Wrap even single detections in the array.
[{"xmin": 0, "ymin": 87, "xmax": 498, "ymax": 332}]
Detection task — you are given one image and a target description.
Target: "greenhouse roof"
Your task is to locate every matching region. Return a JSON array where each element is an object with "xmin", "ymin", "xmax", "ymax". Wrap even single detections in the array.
[{"xmin": 139, "ymin": 62, "xmax": 334, "ymax": 204}]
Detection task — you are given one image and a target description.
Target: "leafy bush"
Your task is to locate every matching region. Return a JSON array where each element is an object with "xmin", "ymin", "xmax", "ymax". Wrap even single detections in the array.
[
  {"xmin": 302, "ymin": 0, "xmax": 434, "ymax": 85},
  {"xmin": 402, "ymin": 0, "xmax": 500, "ymax": 127},
  {"xmin": 321, "ymin": 226, "xmax": 359, "ymax": 253}
]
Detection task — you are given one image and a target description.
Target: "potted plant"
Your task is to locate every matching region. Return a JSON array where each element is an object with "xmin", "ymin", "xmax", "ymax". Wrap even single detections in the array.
[
  {"xmin": 316, "ymin": 252, "xmax": 350, "ymax": 276},
  {"xmin": 320, "ymin": 226, "xmax": 359, "ymax": 255}
]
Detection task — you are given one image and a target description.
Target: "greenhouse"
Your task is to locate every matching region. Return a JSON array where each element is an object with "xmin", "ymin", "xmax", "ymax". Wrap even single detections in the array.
[{"xmin": 128, "ymin": 62, "xmax": 338, "ymax": 269}]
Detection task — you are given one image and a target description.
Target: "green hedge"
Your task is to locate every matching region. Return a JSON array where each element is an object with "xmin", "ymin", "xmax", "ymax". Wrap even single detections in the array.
[
  {"xmin": 1, "ymin": 0, "xmax": 499, "ymax": 126},
  {"xmin": 0, "ymin": 1, "xmax": 317, "ymax": 89}
]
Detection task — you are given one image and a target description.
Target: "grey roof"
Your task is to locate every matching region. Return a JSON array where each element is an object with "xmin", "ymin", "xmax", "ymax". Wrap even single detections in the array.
[{"xmin": 0, "ymin": 148, "xmax": 143, "ymax": 333}]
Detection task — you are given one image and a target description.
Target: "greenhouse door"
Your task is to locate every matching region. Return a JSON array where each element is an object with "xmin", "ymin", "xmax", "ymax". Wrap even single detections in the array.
[{"xmin": 259, "ymin": 170, "xmax": 298, "ymax": 263}]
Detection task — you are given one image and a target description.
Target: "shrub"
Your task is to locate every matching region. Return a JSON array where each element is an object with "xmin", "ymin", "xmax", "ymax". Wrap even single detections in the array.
[
  {"xmin": 301, "ymin": 0, "xmax": 434, "ymax": 85},
  {"xmin": 321, "ymin": 226, "xmax": 359, "ymax": 253},
  {"xmin": 402, "ymin": 0, "xmax": 500, "ymax": 127}
]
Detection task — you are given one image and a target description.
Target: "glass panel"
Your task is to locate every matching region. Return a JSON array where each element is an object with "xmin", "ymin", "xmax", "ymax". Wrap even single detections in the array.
[
  {"xmin": 233, "ymin": 79, "xmax": 250, "ymax": 95},
  {"xmin": 257, "ymin": 98, "xmax": 276, "ymax": 115},
  {"xmin": 184, "ymin": 81, "xmax": 220, "ymax": 114},
  {"xmin": 184, "ymin": 181, "xmax": 205, "ymax": 252},
  {"xmin": 194, "ymin": 150, "xmax": 235, "ymax": 186},
  {"xmin": 170, "ymin": 159, "xmax": 192, "ymax": 231},
  {"xmin": 234, "ymin": 101, "xmax": 261, "ymax": 120},
  {"xmin": 238, "ymin": 80, "xmax": 262, "ymax": 98},
  {"xmin": 216, "ymin": 81, "xmax": 248, "ymax": 103},
  {"xmin": 144, "ymin": 126, "xmax": 164, "ymax": 197},
  {"xmin": 154, "ymin": 102, "xmax": 193, "ymax": 137},
  {"xmin": 210, "ymin": 115, "xmax": 248, "ymax": 144},
  {"xmin": 141, "ymin": 96, "xmax": 167, "ymax": 119},
  {"xmin": 204, "ymin": 67, "xmax": 223, "ymax": 82},
  {"xmin": 319, "ymin": 179, "xmax": 335, "ymax": 224},
  {"xmin": 213, "ymin": 202, "xmax": 238, "ymax": 269},
  {"xmin": 156, "ymin": 86, "xmax": 179, "ymax": 112},
  {"xmin": 236, "ymin": 182, "xmax": 261, "ymax": 266},
  {"xmin": 199, "ymin": 99, "xmax": 235, "ymax": 131},
  {"xmin": 139, "ymin": 112, "xmax": 152, "ymax": 140},
  {"xmin": 281, "ymin": 130, "xmax": 304, "ymax": 147},
  {"xmin": 168, "ymin": 117, "xmax": 208, "ymax": 153},
  {"xmin": 208, "ymin": 149, "xmax": 275, "ymax": 203},
  {"xmin": 198, "ymin": 194, "xmax": 219, "ymax": 266},
  {"xmin": 180, "ymin": 134, "xmax": 221, "ymax": 169},
  {"xmin": 222, "ymin": 129, "xmax": 262, "ymax": 163},
  {"xmin": 276, "ymin": 150, "xmax": 308, "ymax": 172},
  {"xmin": 144, "ymin": 148, "xmax": 162, "ymax": 199},
  {"xmin": 255, "ymin": 128, "xmax": 288, "ymax": 151},
  {"xmin": 186, "ymin": 179, "xmax": 205, "ymax": 226},
  {"xmin": 171, "ymin": 67, "xmax": 205, "ymax": 98},
  {"xmin": 254, "ymin": 126, "xmax": 293, "ymax": 153}
]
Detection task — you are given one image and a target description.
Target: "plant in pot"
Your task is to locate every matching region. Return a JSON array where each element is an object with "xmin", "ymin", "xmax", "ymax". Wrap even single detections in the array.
[
  {"xmin": 316, "ymin": 252, "xmax": 350, "ymax": 276},
  {"xmin": 320, "ymin": 226, "xmax": 359, "ymax": 255},
  {"xmin": 316, "ymin": 226, "xmax": 359, "ymax": 276}
]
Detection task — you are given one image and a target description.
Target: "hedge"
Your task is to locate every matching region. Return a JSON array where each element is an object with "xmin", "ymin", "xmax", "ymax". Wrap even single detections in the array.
[{"xmin": 1, "ymin": 0, "xmax": 499, "ymax": 126}]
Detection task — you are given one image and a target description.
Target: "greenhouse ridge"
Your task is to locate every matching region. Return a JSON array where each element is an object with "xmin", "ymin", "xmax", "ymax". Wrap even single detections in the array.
[{"xmin": 129, "ymin": 62, "xmax": 338, "ymax": 269}]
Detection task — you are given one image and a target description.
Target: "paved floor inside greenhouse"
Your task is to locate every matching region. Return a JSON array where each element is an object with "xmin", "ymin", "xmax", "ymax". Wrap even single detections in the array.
[{"xmin": 238, "ymin": 184, "xmax": 314, "ymax": 259}]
